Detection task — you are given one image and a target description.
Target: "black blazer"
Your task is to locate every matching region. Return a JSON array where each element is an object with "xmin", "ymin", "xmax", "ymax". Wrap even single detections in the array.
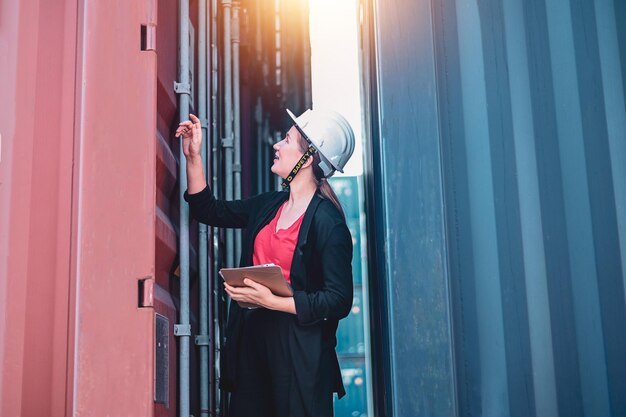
[{"xmin": 184, "ymin": 186, "xmax": 353, "ymax": 401}]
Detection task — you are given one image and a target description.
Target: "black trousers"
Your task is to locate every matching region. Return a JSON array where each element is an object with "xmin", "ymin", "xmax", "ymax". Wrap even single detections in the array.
[{"xmin": 228, "ymin": 308, "xmax": 334, "ymax": 417}]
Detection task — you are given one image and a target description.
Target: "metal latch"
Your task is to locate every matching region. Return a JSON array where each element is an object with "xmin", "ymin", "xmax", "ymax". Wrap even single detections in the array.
[
  {"xmin": 174, "ymin": 324, "xmax": 191, "ymax": 336},
  {"xmin": 174, "ymin": 81, "xmax": 191, "ymax": 95},
  {"xmin": 195, "ymin": 335, "xmax": 210, "ymax": 346}
]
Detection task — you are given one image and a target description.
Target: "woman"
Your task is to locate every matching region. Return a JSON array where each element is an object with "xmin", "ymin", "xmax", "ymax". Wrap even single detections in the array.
[{"xmin": 177, "ymin": 108, "xmax": 355, "ymax": 417}]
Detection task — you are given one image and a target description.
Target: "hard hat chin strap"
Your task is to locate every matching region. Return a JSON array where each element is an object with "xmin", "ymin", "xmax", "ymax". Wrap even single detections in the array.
[{"xmin": 281, "ymin": 145, "xmax": 317, "ymax": 189}]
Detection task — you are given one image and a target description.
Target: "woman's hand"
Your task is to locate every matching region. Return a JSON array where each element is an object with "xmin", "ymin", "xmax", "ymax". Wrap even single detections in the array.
[
  {"xmin": 176, "ymin": 113, "xmax": 203, "ymax": 161},
  {"xmin": 224, "ymin": 279, "xmax": 297, "ymax": 314},
  {"xmin": 224, "ymin": 278, "xmax": 277, "ymax": 309}
]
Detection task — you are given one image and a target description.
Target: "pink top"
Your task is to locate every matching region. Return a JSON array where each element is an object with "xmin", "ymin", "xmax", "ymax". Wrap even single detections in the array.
[{"xmin": 252, "ymin": 201, "xmax": 305, "ymax": 284}]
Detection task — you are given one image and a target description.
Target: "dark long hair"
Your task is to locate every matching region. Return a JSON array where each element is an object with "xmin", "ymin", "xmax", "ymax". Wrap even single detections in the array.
[{"xmin": 297, "ymin": 135, "xmax": 345, "ymax": 218}]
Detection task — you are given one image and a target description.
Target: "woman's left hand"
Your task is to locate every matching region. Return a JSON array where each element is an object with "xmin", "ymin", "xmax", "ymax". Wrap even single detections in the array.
[{"xmin": 224, "ymin": 278, "xmax": 276, "ymax": 309}]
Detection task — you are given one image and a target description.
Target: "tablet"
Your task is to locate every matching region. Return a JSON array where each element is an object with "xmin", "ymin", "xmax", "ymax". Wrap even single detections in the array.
[{"xmin": 219, "ymin": 264, "xmax": 293, "ymax": 308}]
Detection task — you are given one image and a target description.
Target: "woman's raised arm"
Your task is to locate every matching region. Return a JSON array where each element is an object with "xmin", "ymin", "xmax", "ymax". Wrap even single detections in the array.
[
  {"xmin": 177, "ymin": 114, "xmax": 279, "ymax": 229},
  {"xmin": 176, "ymin": 113, "xmax": 207, "ymax": 194}
]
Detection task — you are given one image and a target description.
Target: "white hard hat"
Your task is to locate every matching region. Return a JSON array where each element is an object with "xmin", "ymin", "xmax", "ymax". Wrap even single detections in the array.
[{"xmin": 286, "ymin": 108, "xmax": 355, "ymax": 178}]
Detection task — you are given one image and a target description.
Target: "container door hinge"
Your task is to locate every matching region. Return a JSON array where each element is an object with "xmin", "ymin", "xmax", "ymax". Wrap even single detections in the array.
[
  {"xmin": 138, "ymin": 277, "xmax": 154, "ymax": 308},
  {"xmin": 140, "ymin": 24, "xmax": 156, "ymax": 51}
]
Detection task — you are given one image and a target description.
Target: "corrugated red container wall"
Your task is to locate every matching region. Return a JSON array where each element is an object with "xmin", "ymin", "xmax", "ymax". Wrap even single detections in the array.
[{"xmin": 1, "ymin": 0, "xmax": 182, "ymax": 415}]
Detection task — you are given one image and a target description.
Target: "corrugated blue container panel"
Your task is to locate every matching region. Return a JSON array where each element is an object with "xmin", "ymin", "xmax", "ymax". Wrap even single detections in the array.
[
  {"xmin": 366, "ymin": 0, "xmax": 626, "ymax": 415},
  {"xmin": 365, "ymin": 0, "xmax": 457, "ymax": 415},
  {"xmin": 334, "ymin": 357, "xmax": 368, "ymax": 417}
]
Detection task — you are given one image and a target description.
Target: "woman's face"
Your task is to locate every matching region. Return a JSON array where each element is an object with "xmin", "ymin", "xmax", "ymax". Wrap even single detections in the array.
[{"xmin": 271, "ymin": 126, "xmax": 307, "ymax": 178}]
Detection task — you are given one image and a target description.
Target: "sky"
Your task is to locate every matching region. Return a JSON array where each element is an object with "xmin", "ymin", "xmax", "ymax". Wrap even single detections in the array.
[{"xmin": 309, "ymin": 0, "xmax": 364, "ymax": 176}]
